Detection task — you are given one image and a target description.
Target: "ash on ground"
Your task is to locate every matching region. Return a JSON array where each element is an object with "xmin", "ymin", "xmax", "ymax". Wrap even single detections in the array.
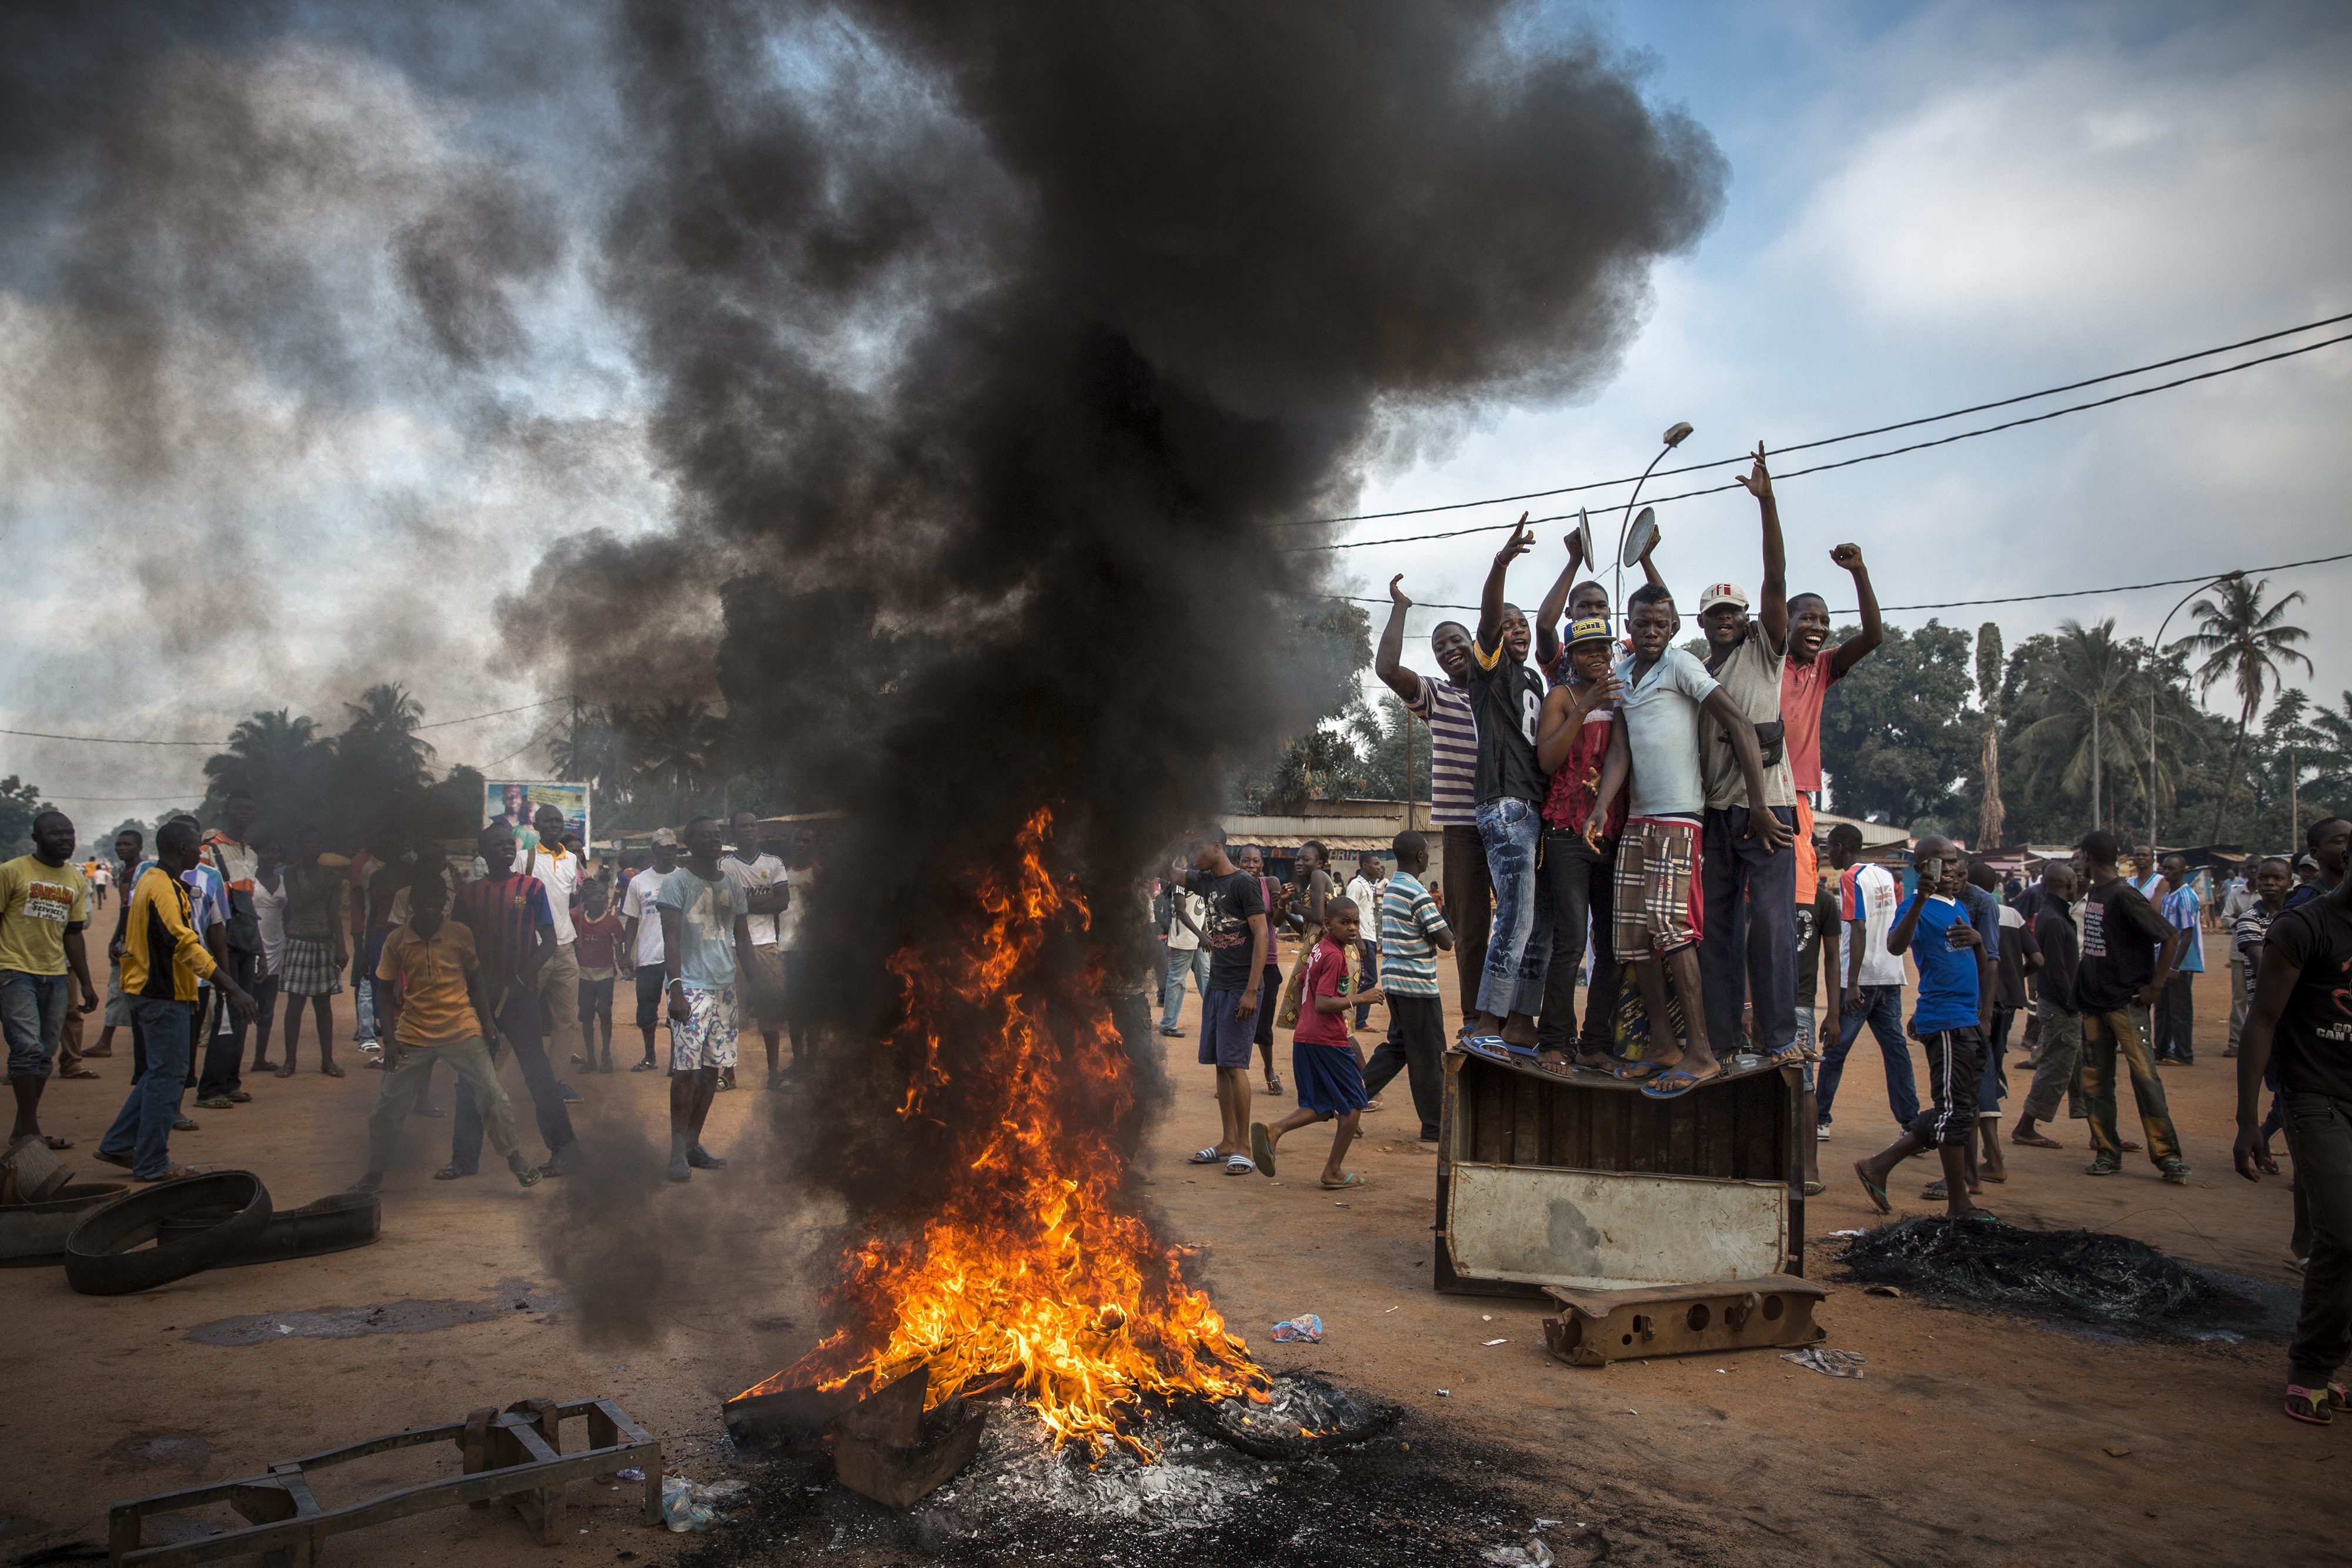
[
  {"xmin": 1835, "ymin": 1216, "xmax": 2275, "ymax": 1338},
  {"xmin": 677, "ymin": 1379, "xmax": 1564, "ymax": 1568}
]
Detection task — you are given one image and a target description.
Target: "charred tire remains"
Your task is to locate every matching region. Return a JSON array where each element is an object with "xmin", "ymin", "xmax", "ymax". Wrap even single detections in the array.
[{"xmin": 64, "ymin": 1171, "xmax": 274, "ymax": 1296}]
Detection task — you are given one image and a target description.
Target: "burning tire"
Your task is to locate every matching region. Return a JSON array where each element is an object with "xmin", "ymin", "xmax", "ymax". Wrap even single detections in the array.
[
  {"xmin": 64, "ymin": 1172, "xmax": 273, "ymax": 1296},
  {"xmin": 1179, "ymin": 1373, "xmax": 1394, "ymax": 1461}
]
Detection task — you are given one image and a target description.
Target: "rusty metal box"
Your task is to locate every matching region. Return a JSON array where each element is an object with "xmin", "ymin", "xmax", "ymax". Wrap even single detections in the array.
[{"xmin": 1434, "ymin": 1047, "xmax": 1805, "ymax": 1297}]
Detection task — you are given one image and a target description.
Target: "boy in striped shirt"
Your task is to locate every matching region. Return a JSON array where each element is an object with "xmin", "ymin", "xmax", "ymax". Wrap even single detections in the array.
[{"xmin": 1362, "ymin": 831, "xmax": 1453, "ymax": 1142}]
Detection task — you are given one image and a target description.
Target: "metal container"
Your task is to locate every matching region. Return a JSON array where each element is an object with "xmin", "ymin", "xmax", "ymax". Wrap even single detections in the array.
[
  {"xmin": 1, "ymin": 1133, "xmax": 72, "ymax": 1205},
  {"xmin": 0, "ymin": 1181, "xmax": 129, "ymax": 1262}
]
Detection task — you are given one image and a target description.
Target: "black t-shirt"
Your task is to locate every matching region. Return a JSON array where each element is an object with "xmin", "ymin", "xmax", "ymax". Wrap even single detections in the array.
[
  {"xmin": 1795, "ymin": 888, "xmax": 1837, "ymax": 1008},
  {"xmin": 2263, "ymin": 898, "xmax": 2352, "ymax": 1101},
  {"xmin": 2033, "ymin": 910, "xmax": 2079, "ymax": 1014},
  {"xmin": 1994, "ymin": 908, "xmax": 2040, "ymax": 1011},
  {"xmin": 1464, "ymin": 637, "xmax": 1546, "ymax": 805},
  {"xmin": 2074, "ymin": 878, "xmax": 2173, "ymax": 1014},
  {"xmin": 1183, "ymin": 868, "xmax": 1265, "ymax": 993}
]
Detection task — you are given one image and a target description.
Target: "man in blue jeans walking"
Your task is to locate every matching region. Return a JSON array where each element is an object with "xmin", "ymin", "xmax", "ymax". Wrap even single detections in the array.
[
  {"xmin": 1462, "ymin": 520, "xmax": 1554, "ymax": 1048},
  {"xmin": 97, "ymin": 819, "xmax": 259, "ymax": 1182},
  {"xmin": 1817, "ymin": 822, "xmax": 1920, "ymax": 1136}
]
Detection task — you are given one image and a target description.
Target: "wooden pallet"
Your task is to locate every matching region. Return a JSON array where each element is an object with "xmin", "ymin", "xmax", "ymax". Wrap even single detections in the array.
[{"xmin": 108, "ymin": 1396, "xmax": 661, "ymax": 1567}]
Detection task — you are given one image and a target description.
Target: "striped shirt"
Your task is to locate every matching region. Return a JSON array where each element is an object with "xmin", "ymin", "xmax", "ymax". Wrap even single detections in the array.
[
  {"xmin": 1406, "ymin": 675, "xmax": 1478, "ymax": 828},
  {"xmin": 1379, "ymin": 871, "xmax": 1451, "ymax": 997},
  {"xmin": 452, "ymin": 872, "xmax": 553, "ymax": 997}
]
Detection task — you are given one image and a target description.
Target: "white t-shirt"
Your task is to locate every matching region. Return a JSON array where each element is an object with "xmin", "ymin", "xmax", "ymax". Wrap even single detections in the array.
[
  {"xmin": 776, "ymin": 862, "xmax": 812, "ymax": 950},
  {"xmin": 723, "ymin": 853, "xmax": 788, "ymax": 948},
  {"xmin": 523, "ymin": 844, "xmax": 580, "ymax": 946},
  {"xmin": 1345, "ymin": 875, "xmax": 1385, "ymax": 925},
  {"xmin": 1839, "ymin": 862, "xmax": 1907, "ymax": 988},
  {"xmin": 252, "ymin": 870, "xmax": 286, "ymax": 979},
  {"xmin": 1167, "ymin": 891, "xmax": 1206, "ymax": 953},
  {"xmin": 621, "ymin": 866, "xmax": 668, "ymax": 965}
]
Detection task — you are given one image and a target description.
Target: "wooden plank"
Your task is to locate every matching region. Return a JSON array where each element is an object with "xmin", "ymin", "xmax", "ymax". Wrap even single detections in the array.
[
  {"xmin": 1665, "ymin": 1088, "xmax": 1698, "ymax": 1175},
  {"xmin": 1473, "ymin": 1064, "xmax": 1509, "ymax": 1165},
  {"xmin": 1511, "ymin": 1077, "xmax": 1542, "ymax": 1166}
]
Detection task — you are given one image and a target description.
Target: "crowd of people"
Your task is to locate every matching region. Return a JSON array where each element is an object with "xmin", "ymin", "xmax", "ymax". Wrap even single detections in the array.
[
  {"xmin": 1147, "ymin": 447, "xmax": 2347, "ymax": 1429},
  {"xmin": 0, "ymin": 802, "xmax": 824, "ymax": 1192}
]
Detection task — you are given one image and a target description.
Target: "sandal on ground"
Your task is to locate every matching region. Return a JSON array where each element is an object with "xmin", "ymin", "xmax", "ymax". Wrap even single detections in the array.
[
  {"xmin": 1981, "ymin": 1171, "xmax": 2007, "ymax": 1183},
  {"xmin": 1189, "ymin": 1147, "xmax": 1225, "ymax": 1165},
  {"xmin": 136, "ymin": 1164, "xmax": 202, "ymax": 1182},
  {"xmin": 275, "ymin": 1064, "xmax": 296, "ymax": 1079},
  {"xmin": 2120, "ymin": 1139, "xmax": 2141, "ymax": 1153},
  {"xmin": 59, "ymin": 1066, "xmax": 100, "ymax": 1079},
  {"xmin": 2158, "ymin": 1159, "xmax": 2191, "ymax": 1185},
  {"xmin": 632, "ymin": 1059, "xmax": 659, "ymax": 1071},
  {"xmin": 2259, "ymin": 1153, "xmax": 2281, "ymax": 1176},
  {"xmin": 2010, "ymin": 1132, "xmax": 2062, "ymax": 1149},
  {"xmin": 410, "ymin": 1102, "xmax": 446, "ymax": 1118},
  {"xmin": 226, "ymin": 1090, "xmax": 252, "ymax": 1103},
  {"xmin": 2084, "ymin": 1158, "xmax": 2122, "ymax": 1176},
  {"xmin": 1853, "ymin": 1161, "xmax": 1891, "ymax": 1215},
  {"xmin": 195, "ymin": 1097, "xmax": 235, "ymax": 1111},
  {"xmin": 1251, "ymin": 1123, "xmax": 1277, "ymax": 1178},
  {"xmin": 172, "ymin": 1117, "xmax": 198, "ymax": 1131},
  {"xmin": 1224, "ymin": 1154, "xmax": 1255, "ymax": 1176},
  {"xmin": 1923, "ymin": 1179, "xmax": 1984, "ymax": 1201},
  {"xmin": 1265, "ymin": 1074, "xmax": 1284, "ymax": 1095},
  {"xmin": 2285, "ymin": 1385, "xmax": 2334, "ymax": 1426},
  {"xmin": 320, "ymin": 1062, "xmax": 345, "ymax": 1078},
  {"xmin": 1607, "ymin": 1058, "xmax": 1664, "ymax": 1082},
  {"xmin": 93, "ymin": 1149, "xmax": 133, "ymax": 1171},
  {"xmin": 1802, "ymin": 1181, "xmax": 1825, "ymax": 1197},
  {"xmin": 1639, "ymin": 1064, "xmax": 1722, "ymax": 1101},
  {"xmin": 1321, "ymin": 1172, "xmax": 1365, "ymax": 1191},
  {"xmin": 1364, "ymin": 1097, "xmax": 1383, "ymax": 1112},
  {"xmin": 433, "ymin": 1164, "xmax": 475, "ymax": 1181},
  {"xmin": 1767, "ymin": 1042, "xmax": 1807, "ymax": 1066}
]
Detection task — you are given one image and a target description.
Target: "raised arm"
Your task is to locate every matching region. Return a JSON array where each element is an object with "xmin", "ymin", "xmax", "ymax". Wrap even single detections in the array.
[
  {"xmin": 1699, "ymin": 686, "xmax": 1790, "ymax": 851},
  {"xmin": 1478, "ymin": 516, "xmax": 1533, "ymax": 650},
  {"xmin": 1534, "ymin": 531, "xmax": 1587, "ymax": 672},
  {"xmin": 1828, "ymin": 544, "xmax": 1883, "ymax": 680},
  {"xmin": 1375, "ymin": 576, "xmax": 1425, "ymax": 704},
  {"xmin": 1736, "ymin": 444, "xmax": 1788, "ymax": 653}
]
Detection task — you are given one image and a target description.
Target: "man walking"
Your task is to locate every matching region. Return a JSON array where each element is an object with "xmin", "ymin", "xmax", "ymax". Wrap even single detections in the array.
[
  {"xmin": 2074, "ymin": 832, "xmax": 2190, "ymax": 1183},
  {"xmin": 721, "ymin": 810, "xmax": 791, "ymax": 1089},
  {"xmin": 95, "ymin": 819, "xmax": 258, "ymax": 1182},
  {"xmin": 448, "ymin": 824, "xmax": 579, "ymax": 1179},
  {"xmin": 2221, "ymin": 867, "xmax": 2259, "ymax": 1058},
  {"xmin": 90, "ymin": 828, "xmax": 146, "ymax": 1064},
  {"xmin": 620, "ymin": 829, "xmax": 681, "ymax": 1070},
  {"xmin": 2, "ymin": 810, "xmax": 101, "ymax": 1151},
  {"xmin": 2012, "ymin": 865, "xmax": 2084, "ymax": 1149},
  {"xmin": 522, "ymin": 804, "xmax": 587, "ymax": 1105},
  {"xmin": 1362, "ymin": 830, "xmax": 1452, "ymax": 1141},
  {"xmin": 1816, "ymin": 823, "xmax": 1920, "ymax": 1137},
  {"xmin": 2152, "ymin": 854, "xmax": 2204, "ymax": 1065},
  {"xmin": 193, "ymin": 792, "xmax": 265, "ymax": 1110},
  {"xmin": 1695, "ymin": 447, "xmax": 1801, "ymax": 1066},
  {"xmin": 1375, "ymin": 575, "xmax": 1488, "ymax": 1019},
  {"xmin": 656, "ymin": 815, "xmax": 757, "ymax": 1182},
  {"xmin": 1160, "ymin": 858, "xmax": 1207, "ymax": 1037}
]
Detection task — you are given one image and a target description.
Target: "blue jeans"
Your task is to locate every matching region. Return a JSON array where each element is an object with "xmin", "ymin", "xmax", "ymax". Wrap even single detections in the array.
[
  {"xmin": 1160, "ymin": 946, "xmax": 1209, "ymax": 1031},
  {"xmin": 1697, "ymin": 806, "xmax": 1798, "ymax": 1057},
  {"xmin": 1, "ymin": 970, "xmax": 69, "ymax": 1080},
  {"xmin": 100, "ymin": 998, "xmax": 195, "ymax": 1179},
  {"xmin": 1474, "ymin": 798, "xmax": 1549, "ymax": 1018},
  {"xmin": 1817, "ymin": 984, "xmax": 1919, "ymax": 1129}
]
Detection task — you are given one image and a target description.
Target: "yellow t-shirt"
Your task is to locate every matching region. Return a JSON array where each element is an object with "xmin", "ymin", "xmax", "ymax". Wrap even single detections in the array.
[
  {"xmin": 0, "ymin": 855, "xmax": 91, "ymax": 976},
  {"xmin": 376, "ymin": 921, "xmax": 482, "ymax": 1047}
]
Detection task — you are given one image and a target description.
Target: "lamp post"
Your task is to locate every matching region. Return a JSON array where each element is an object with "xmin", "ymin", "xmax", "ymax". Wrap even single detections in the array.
[
  {"xmin": 1612, "ymin": 421, "xmax": 1695, "ymax": 611},
  {"xmin": 2149, "ymin": 570, "xmax": 2243, "ymax": 853}
]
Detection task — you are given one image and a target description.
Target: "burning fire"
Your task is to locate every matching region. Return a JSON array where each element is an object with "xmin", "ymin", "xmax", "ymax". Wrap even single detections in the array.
[{"xmin": 738, "ymin": 808, "xmax": 1266, "ymax": 1455}]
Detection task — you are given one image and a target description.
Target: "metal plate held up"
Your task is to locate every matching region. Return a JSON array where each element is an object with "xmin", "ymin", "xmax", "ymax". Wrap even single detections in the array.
[{"xmin": 1444, "ymin": 1164, "xmax": 1789, "ymax": 1290}]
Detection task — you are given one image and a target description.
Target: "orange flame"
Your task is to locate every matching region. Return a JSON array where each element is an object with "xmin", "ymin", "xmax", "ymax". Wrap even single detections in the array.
[{"xmin": 737, "ymin": 808, "xmax": 1265, "ymax": 1455}]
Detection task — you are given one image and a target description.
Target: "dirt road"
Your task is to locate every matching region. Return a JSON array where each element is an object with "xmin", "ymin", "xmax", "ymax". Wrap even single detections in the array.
[{"xmin": 1, "ymin": 940, "xmax": 2331, "ymax": 1567}]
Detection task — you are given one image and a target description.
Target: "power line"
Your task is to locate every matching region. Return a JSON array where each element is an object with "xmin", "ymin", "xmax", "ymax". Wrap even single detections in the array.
[
  {"xmin": 1283, "ymin": 310, "xmax": 2352, "ymax": 529},
  {"xmin": 1297, "ymin": 330, "xmax": 2352, "ymax": 554},
  {"xmin": 1331, "ymin": 547, "xmax": 2352, "ymax": 618},
  {"xmin": 0, "ymin": 695, "xmax": 573, "ymax": 751}
]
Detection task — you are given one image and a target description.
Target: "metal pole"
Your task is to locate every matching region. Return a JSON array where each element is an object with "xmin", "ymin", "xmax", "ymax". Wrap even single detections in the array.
[
  {"xmin": 2150, "ymin": 571, "xmax": 2242, "ymax": 851},
  {"xmin": 1610, "ymin": 423, "xmax": 1692, "ymax": 614}
]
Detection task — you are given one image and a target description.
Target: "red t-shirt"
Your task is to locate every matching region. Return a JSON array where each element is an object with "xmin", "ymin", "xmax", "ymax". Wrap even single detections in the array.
[
  {"xmin": 1541, "ymin": 706, "xmax": 1626, "ymax": 838},
  {"xmin": 1294, "ymin": 937, "xmax": 1355, "ymax": 1047},
  {"xmin": 1780, "ymin": 654, "xmax": 1840, "ymax": 794},
  {"xmin": 574, "ymin": 911, "xmax": 623, "ymax": 971}
]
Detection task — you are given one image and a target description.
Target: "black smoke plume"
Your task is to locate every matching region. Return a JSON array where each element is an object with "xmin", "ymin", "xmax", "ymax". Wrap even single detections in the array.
[{"xmin": 517, "ymin": 2, "xmax": 1724, "ymax": 1337}]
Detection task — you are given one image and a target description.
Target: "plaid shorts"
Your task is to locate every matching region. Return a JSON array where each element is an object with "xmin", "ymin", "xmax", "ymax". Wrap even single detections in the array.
[
  {"xmin": 670, "ymin": 982, "xmax": 739, "ymax": 1074},
  {"xmin": 277, "ymin": 935, "xmax": 345, "ymax": 997},
  {"xmin": 1612, "ymin": 816, "xmax": 1703, "ymax": 962}
]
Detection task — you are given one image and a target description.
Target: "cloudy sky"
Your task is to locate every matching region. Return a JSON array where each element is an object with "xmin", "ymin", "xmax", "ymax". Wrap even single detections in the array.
[{"xmin": 3, "ymin": 0, "xmax": 2346, "ymax": 823}]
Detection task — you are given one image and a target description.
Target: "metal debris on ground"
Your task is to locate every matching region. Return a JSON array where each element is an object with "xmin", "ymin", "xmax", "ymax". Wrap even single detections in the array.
[
  {"xmin": 1836, "ymin": 1216, "xmax": 2251, "ymax": 1332},
  {"xmin": 1782, "ymin": 1348, "xmax": 1866, "ymax": 1378},
  {"xmin": 1482, "ymin": 1540, "xmax": 1556, "ymax": 1567},
  {"xmin": 1180, "ymin": 1372, "xmax": 1394, "ymax": 1460}
]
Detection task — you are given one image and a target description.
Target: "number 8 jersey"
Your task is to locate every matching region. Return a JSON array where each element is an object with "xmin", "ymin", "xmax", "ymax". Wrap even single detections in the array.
[{"xmin": 1465, "ymin": 631, "xmax": 1549, "ymax": 807}]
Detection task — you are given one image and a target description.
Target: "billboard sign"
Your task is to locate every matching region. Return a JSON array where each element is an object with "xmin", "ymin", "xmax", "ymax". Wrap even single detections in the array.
[{"xmin": 485, "ymin": 781, "xmax": 591, "ymax": 848}]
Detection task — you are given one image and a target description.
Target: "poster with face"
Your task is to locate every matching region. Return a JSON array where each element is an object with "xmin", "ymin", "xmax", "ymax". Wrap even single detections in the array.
[{"xmin": 485, "ymin": 781, "xmax": 591, "ymax": 850}]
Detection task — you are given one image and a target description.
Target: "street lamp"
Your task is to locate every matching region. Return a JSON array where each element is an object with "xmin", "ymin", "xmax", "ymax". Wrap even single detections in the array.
[
  {"xmin": 2149, "ymin": 570, "xmax": 2243, "ymax": 852},
  {"xmin": 1612, "ymin": 422, "xmax": 1695, "ymax": 611}
]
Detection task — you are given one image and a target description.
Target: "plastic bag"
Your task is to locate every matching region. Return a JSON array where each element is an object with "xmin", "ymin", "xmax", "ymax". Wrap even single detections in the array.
[
  {"xmin": 659, "ymin": 1475, "xmax": 730, "ymax": 1533},
  {"xmin": 1270, "ymin": 1313, "xmax": 1324, "ymax": 1343}
]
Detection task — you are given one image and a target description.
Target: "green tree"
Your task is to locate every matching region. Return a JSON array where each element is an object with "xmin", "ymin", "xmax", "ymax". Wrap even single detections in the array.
[
  {"xmin": 1816, "ymin": 619, "xmax": 1976, "ymax": 827},
  {"xmin": 199, "ymin": 709, "xmax": 335, "ymax": 832},
  {"xmin": 1975, "ymin": 621, "xmax": 2005, "ymax": 848},
  {"xmin": 2169, "ymin": 576, "xmax": 2311, "ymax": 841},
  {"xmin": 2006, "ymin": 618, "xmax": 2143, "ymax": 837},
  {"xmin": 549, "ymin": 701, "xmax": 635, "ymax": 803},
  {"xmin": 2302, "ymin": 690, "xmax": 2352, "ymax": 823},
  {"xmin": 1354, "ymin": 693, "xmax": 1432, "ymax": 809},
  {"xmin": 338, "ymin": 683, "xmax": 436, "ymax": 791},
  {"xmin": 0, "ymin": 775, "xmax": 52, "ymax": 854},
  {"xmin": 628, "ymin": 698, "xmax": 724, "ymax": 824}
]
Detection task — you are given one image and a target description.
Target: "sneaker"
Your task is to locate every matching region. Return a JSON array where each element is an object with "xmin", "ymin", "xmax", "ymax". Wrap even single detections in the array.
[
  {"xmin": 195, "ymin": 1096, "xmax": 235, "ymax": 1111},
  {"xmin": 666, "ymin": 1151, "xmax": 691, "ymax": 1183},
  {"xmin": 1816, "ymin": 1124, "xmax": 1832, "ymax": 1142},
  {"xmin": 631, "ymin": 1059, "xmax": 660, "ymax": 1072},
  {"xmin": 557, "ymin": 1082, "xmax": 584, "ymax": 1104}
]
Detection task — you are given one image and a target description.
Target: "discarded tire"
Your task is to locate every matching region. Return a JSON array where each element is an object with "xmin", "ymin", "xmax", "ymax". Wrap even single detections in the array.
[
  {"xmin": 156, "ymin": 1191, "xmax": 380, "ymax": 1268},
  {"xmin": 64, "ymin": 1172, "xmax": 273, "ymax": 1296}
]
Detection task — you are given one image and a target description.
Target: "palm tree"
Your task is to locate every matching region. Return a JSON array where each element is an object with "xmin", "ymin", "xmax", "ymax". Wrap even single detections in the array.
[
  {"xmin": 201, "ymin": 710, "xmax": 334, "ymax": 825},
  {"xmin": 2009, "ymin": 619, "xmax": 2144, "ymax": 833},
  {"xmin": 2169, "ymin": 577, "xmax": 2311, "ymax": 841},
  {"xmin": 2305, "ymin": 691, "xmax": 2352, "ymax": 820},
  {"xmin": 340, "ymin": 683, "xmax": 437, "ymax": 788},
  {"xmin": 548, "ymin": 702, "xmax": 634, "ymax": 803},
  {"xmin": 1975, "ymin": 621, "xmax": 2006, "ymax": 849},
  {"xmin": 628, "ymin": 699, "xmax": 723, "ymax": 824}
]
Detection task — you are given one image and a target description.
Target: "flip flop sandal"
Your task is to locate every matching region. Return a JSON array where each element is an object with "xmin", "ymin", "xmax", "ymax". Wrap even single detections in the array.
[
  {"xmin": 1981, "ymin": 1172, "xmax": 2007, "ymax": 1183},
  {"xmin": 1639, "ymin": 1065, "xmax": 1720, "ymax": 1101},
  {"xmin": 1461, "ymin": 1035, "xmax": 1514, "ymax": 1063},
  {"xmin": 1251, "ymin": 1123, "xmax": 1277, "ymax": 1178},
  {"xmin": 1606, "ymin": 1058, "xmax": 1663, "ymax": 1082},
  {"xmin": 1266, "ymin": 1075, "xmax": 1285, "ymax": 1094},
  {"xmin": 320, "ymin": 1062, "xmax": 346, "ymax": 1078},
  {"xmin": 2084, "ymin": 1159, "xmax": 2122, "ymax": 1176},
  {"xmin": 1767, "ymin": 1042, "xmax": 1807, "ymax": 1066},
  {"xmin": 2285, "ymin": 1386, "xmax": 2334, "ymax": 1425},
  {"xmin": 59, "ymin": 1066, "xmax": 101, "ymax": 1079},
  {"xmin": 1321, "ymin": 1172, "xmax": 1365, "ymax": 1191},
  {"xmin": 1958, "ymin": 1209, "xmax": 2000, "ymax": 1222},
  {"xmin": 2010, "ymin": 1134, "xmax": 2063, "ymax": 1149},
  {"xmin": 1853, "ymin": 1162, "xmax": 1891, "ymax": 1215},
  {"xmin": 2330, "ymin": 1382, "xmax": 2350, "ymax": 1413},
  {"xmin": 632, "ymin": 1060, "xmax": 660, "ymax": 1071},
  {"xmin": 1224, "ymin": 1155, "xmax": 1255, "ymax": 1176},
  {"xmin": 2159, "ymin": 1161, "xmax": 2192, "ymax": 1185},
  {"xmin": 1188, "ymin": 1147, "xmax": 1225, "ymax": 1164},
  {"xmin": 1923, "ymin": 1180, "xmax": 1947, "ymax": 1200},
  {"xmin": 2259, "ymin": 1155, "xmax": 2281, "ymax": 1175},
  {"xmin": 1802, "ymin": 1181, "xmax": 1825, "ymax": 1197}
]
